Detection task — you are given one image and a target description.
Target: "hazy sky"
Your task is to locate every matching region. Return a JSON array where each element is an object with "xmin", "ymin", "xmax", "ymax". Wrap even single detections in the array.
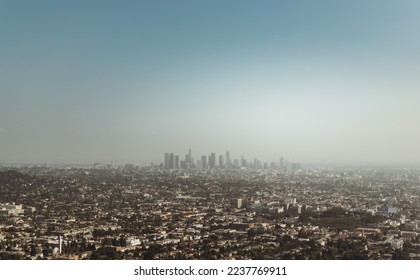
[{"xmin": 1, "ymin": 0, "xmax": 420, "ymax": 166}]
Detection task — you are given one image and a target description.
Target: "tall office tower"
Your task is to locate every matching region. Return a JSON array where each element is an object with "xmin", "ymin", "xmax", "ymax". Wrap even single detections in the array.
[
  {"xmin": 279, "ymin": 157, "xmax": 284, "ymax": 170},
  {"xmin": 201, "ymin": 155, "xmax": 207, "ymax": 169},
  {"xmin": 164, "ymin": 153, "xmax": 170, "ymax": 170},
  {"xmin": 219, "ymin": 155, "xmax": 224, "ymax": 168},
  {"xmin": 169, "ymin": 153, "xmax": 175, "ymax": 169},
  {"xmin": 234, "ymin": 159, "xmax": 239, "ymax": 167},
  {"xmin": 254, "ymin": 158, "xmax": 262, "ymax": 170},
  {"xmin": 209, "ymin": 153, "xmax": 216, "ymax": 169},
  {"xmin": 184, "ymin": 148, "xmax": 195, "ymax": 168},
  {"xmin": 241, "ymin": 156, "xmax": 246, "ymax": 167},
  {"xmin": 184, "ymin": 148, "xmax": 193, "ymax": 165},
  {"xmin": 225, "ymin": 150, "xmax": 231, "ymax": 168},
  {"xmin": 190, "ymin": 149, "xmax": 195, "ymax": 166},
  {"xmin": 185, "ymin": 148, "xmax": 190, "ymax": 165},
  {"xmin": 285, "ymin": 159, "xmax": 290, "ymax": 172},
  {"xmin": 197, "ymin": 159, "xmax": 203, "ymax": 170},
  {"xmin": 175, "ymin": 155, "xmax": 180, "ymax": 169}
]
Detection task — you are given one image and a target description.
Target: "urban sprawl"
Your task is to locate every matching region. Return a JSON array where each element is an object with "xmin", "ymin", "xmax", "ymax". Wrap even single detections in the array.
[{"xmin": 1, "ymin": 149, "xmax": 419, "ymax": 260}]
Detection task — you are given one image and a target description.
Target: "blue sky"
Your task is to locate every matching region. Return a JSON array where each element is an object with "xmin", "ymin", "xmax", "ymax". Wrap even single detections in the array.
[{"xmin": 1, "ymin": 0, "xmax": 420, "ymax": 165}]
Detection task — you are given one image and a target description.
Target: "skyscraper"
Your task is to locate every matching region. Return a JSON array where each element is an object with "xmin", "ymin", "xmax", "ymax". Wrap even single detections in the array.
[
  {"xmin": 185, "ymin": 148, "xmax": 194, "ymax": 169},
  {"xmin": 225, "ymin": 150, "xmax": 231, "ymax": 168},
  {"xmin": 254, "ymin": 158, "xmax": 260, "ymax": 169},
  {"xmin": 169, "ymin": 153, "xmax": 175, "ymax": 169},
  {"xmin": 197, "ymin": 159, "xmax": 203, "ymax": 169},
  {"xmin": 219, "ymin": 155, "xmax": 224, "ymax": 169},
  {"xmin": 164, "ymin": 153, "xmax": 170, "ymax": 170},
  {"xmin": 201, "ymin": 155, "xmax": 207, "ymax": 169},
  {"xmin": 209, "ymin": 153, "xmax": 216, "ymax": 169},
  {"xmin": 241, "ymin": 156, "xmax": 246, "ymax": 167},
  {"xmin": 175, "ymin": 155, "xmax": 180, "ymax": 169}
]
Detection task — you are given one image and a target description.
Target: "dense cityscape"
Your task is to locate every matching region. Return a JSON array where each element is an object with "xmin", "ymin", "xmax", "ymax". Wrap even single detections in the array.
[{"xmin": 1, "ymin": 149, "xmax": 419, "ymax": 260}]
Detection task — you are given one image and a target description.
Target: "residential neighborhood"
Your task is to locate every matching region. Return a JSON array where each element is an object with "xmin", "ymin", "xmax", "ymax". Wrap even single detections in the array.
[{"xmin": 1, "ymin": 165, "xmax": 419, "ymax": 260}]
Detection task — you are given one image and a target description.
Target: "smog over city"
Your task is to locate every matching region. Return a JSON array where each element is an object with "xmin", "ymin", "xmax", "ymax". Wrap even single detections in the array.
[{"xmin": 1, "ymin": 1, "xmax": 420, "ymax": 261}]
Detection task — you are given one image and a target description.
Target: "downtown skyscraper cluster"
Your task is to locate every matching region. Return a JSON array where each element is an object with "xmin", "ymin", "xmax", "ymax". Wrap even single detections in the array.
[{"xmin": 163, "ymin": 148, "xmax": 300, "ymax": 171}]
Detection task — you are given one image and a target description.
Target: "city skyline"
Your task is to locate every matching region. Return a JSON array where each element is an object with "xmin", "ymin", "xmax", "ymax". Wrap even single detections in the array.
[
  {"xmin": 162, "ymin": 148, "xmax": 298, "ymax": 171},
  {"xmin": 1, "ymin": 1, "xmax": 420, "ymax": 166},
  {"xmin": 1, "ymin": 161, "xmax": 419, "ymax": 260}
]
